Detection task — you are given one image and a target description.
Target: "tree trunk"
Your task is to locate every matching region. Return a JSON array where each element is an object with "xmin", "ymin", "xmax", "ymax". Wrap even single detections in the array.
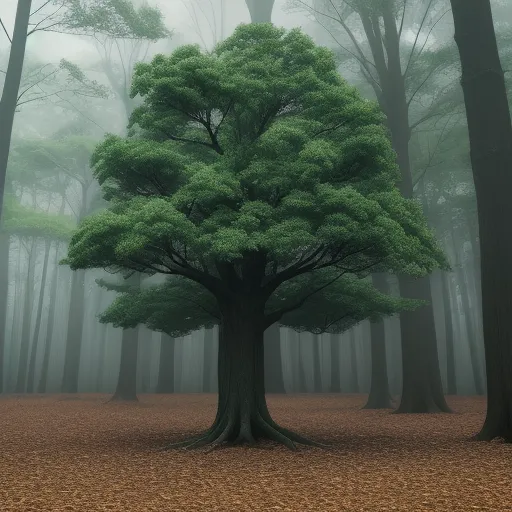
[
  {"xmin": 329, "ymin": 333, "xmax": 341, "ymax": 392},
  {"xmin": 364, "ymin": 273, "xmax": 393, "ymax": 408},
  {"xmin": 0, "ymin": 232, "xmax": 10, "ymax": 393},
  {"xmin": 202, "ymin": 327, "xmax": 213, "ymax": 392},
  {"xmin": 264, "ymin": 322, "xmax": 285, "ymax": 393},
  {"xmin": 441, "ymin": 271, "xmax": 457, "ymax": 395},
  {"xmin": 95, "ymin": 321, "xmax": 108, "ymax": 392},
  {"xmin": 26, "ymin": 239, "xmax": 51, "ymax": 393},
  {"xmin": 156, "ymin": 332, "xmax": 175, "ymax": 393},
  {"xmin": 61, "ymin": 269, "xmax": 86, "ymax": 393},
  {"xmin": 451, "ymin": 0, "xmax": 512, "ymax": 441},
  {"xmin": 348, "ymin": 329, "xmax": 359, "ymax": 393},
  {"xmin": 245, "ymin": 0, "xmax": 274, "ymax": 23},
  {"xmin": 297, "ymin": 334, "xmax": 307, "ymax": 392},
  {"xmin": 110, "ymin": 326, "xmax": 139, "ymax": 402},
  {"xmin": 37, "ymin": 243, "xmax": 60, "ymax": 393},
  {"xmin": 312, "ymin": 334, "xmax": 322, "ymax": 392},
  {"xmin": 15, "ymin": 239, "xmax": 36, "ymax": 393},
  {"xmin": 0, "ymin": 0, "xmax": 31, "ymax": 223},
  {"xmin": 159, "ymin": 299, "xmax": 322, "ymax": 450}
]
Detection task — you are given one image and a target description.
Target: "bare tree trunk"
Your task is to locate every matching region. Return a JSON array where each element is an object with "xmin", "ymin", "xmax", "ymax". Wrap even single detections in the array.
[
  {"xmin": 264, "ymin": 323, "xmax": 285, "ymax": 393},
  {"xmin": 245, "ymin": 0, "xmax": 275, "ymax": 23},
  {"xmin": 0, "ymin": 232, "xmax": 10, "ymax": 393},
  {"xmin": 202, "ymin": 328, "xmax": 213, "ymax": 392},
  {"xmin": 441, "ymin": 271, "xmax": 457, "ymax": 395},
  {"xmin": 451, "ymin": 0, "xmax": 512, "ymax": 441},
  {"xmin": 329, "ymin": 333, "xmax": 341, "ymax": 392},
  {"xmin": 0, "ymin": 0, "xmax": 32, "ymax": 223},
  {"xmin": 156, "ymin": 332, "xmax": 175, "ymax": 393},
  {"xmin": 349, "ymin": 329, "xmax": 359, "ymax": 393},
  {"xmin": 26, "ymin": 239, "xmax": 51, "ymax": 393}
]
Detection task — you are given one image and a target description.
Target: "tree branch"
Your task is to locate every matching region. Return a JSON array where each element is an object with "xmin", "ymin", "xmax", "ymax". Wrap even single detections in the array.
[{"xmin": 0, "ymin": 17, "xmax": 12, "ymax": 43}]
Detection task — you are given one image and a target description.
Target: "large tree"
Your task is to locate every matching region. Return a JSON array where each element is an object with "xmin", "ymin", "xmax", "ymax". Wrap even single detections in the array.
[
  {"xmin": 450, "ymin": 0, "xmax": 512, "ymax": 442},
  {"xmin": 65, "ymin": 24, "xmax": 446, "ymax": 449}
]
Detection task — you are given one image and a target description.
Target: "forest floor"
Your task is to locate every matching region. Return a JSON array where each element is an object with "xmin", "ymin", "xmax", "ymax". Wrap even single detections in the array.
[{"xmin": 0, "ymin": 394, "xmax": 510, "ymax": 512}]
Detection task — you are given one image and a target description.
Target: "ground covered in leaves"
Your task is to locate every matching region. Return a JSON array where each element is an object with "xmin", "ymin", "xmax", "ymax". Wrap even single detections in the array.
[{"xmin": 0, "ymin": 394, "xmax": 510, "ymax": 511}]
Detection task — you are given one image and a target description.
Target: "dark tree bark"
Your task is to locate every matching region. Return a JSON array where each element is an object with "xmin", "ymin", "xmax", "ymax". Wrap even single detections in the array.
[
  {"xmin": 264, "ymin": 323, "xmax": 285, "ymax": 393},
  {"xmin": 26, "ymin": 239, "xmax": 51, "ymax": 393},
  {"xmin": 156, "ymin": 332, "xmax": 175, "ymax": 393},
  {"xmin": 60, "ymin": 269, "xmax": 86, "ymax": 393},
  {"xmin": 312, "ymin": 334, "xmax": 322, "ymax": 392},
  {"xmin": 37, "ymin": 243, "xmax": 60, "ymax": 393},
  {"xmin": 0, "ymin": 232, "xmax": 10, "ymax": 393},
  {"xmin": 15, "ymin": 240, "xmax": 36, "ymax": 393},
  {"xmin": 329, "ymin": 333, "xmax": 341, "ymax": 392},
  {"xmin": 245, "ymin": 0, "xmax": 274, "ymax": 23},
  {"xmin": 159, "ymin": 299, "xmax": 323, "ymax": 451},
  {"xmin": 202, "ymin": 328, "xmax": 213, "ymax": 392},
  {"xmin": 441, "ymin": 272, "xmax": 457, "ymax": 395},
  {"xmin": 451, "ymin": 0, "xmax": 512, "ymax": 441},
  {"xmin": 110, "ymin": 326, "xmax": 139, "ymax": 402},
  {"xmin": 0, "ymin": 0, "xmax": 31, "ymax": 223},
  {"xmin": 364, "ymin": 273, "xmax": 393, "ymax": 409}
]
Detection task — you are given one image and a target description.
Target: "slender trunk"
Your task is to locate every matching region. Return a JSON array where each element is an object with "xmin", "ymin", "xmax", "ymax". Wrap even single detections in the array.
[
  {"xmin": 26, "ymin": 239, "xmax": 51, "ymax": 393},
  {"xmin": 441, "ymin": 271, "xmax": 457, "ymax": 395},
  {"xmin": 95, "ymin": 321, "xmax": 108, "ymax": 392},
  {"xmin": 451, "ymin": 0, "xmax": 512, "ymax": 441},
  {"xmin": 245, "ymin": 0, "xmax": 275, "ymax": 23},
  {"xmin": 160, "ymin": 298, "xmax": 321, "ymax": 450},
  {"xmin": 202, "ymin": 327, "xmax": 213, "ymax": 392},
  {"xmin": 156, "ymin": 332, "xmax": 175, "ymax": 393},
  {"xmin": 349, "ymin": 329, "xmax": 359, "ymax": 393},
  {"xmin": 110, "ymin": 325, "xmax": 139, "ymax": 401},
  {"xmin": 15, "ymin": 239, "xmax": 36, "ymax": 392},
  {"xmin": 61, "ymin": 269, "xmax": 86, "ymax": 393},
  {"xmin": 8, "ymin": 242, "xmax": 23, "ymax": 391},
  {"xmin": 0, "ymin": 232, "xmax": 10, "ymax": 393},
  {"xmin": 264, "ymin": 322, "xmax": 285, "ymax": 393},
  {"xmin": 312, "ymin": 334, "xmax": 322, "ymax": 392},
  {"xmin": 297, "ymin": 334, "xmax": 307, "ymax": 392},
  {"xmin": 0, "ymin": 0, "xmax": 32, "ymax": 223},
  {"xmin": 37, "ymin": 243, "xmax": 60, "ymax": 393},
  {"xmin": 364, "ymin": 273, "xmax": 393, "ymax": 408},
  {"xmin": 329, "ymin": 333, "xmax": 341, "ymax": 392}
]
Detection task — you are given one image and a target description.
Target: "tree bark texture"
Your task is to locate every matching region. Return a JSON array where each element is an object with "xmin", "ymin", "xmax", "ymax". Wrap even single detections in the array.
[
  {"xmin": 364, "ymin": 273, "xmax": 393, "ymax": 408},
  {"xmin": 264, "ymin": 323, "xmax": 285, "ymax": 393},
  {"xmin": 451, "ymin": 0, "xmax": 512, "ymax": 441}
]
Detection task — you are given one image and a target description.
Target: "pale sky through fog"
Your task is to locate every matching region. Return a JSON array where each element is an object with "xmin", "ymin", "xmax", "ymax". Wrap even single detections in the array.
[{"xmin": 0, "ymin": 0, "xmax": 313, "ymax": 67}]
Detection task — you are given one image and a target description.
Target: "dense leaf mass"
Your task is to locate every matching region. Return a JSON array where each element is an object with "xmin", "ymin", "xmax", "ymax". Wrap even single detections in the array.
[{"xmin": 66, "ymin": 23, "xmax": 446, "ymax": 316}]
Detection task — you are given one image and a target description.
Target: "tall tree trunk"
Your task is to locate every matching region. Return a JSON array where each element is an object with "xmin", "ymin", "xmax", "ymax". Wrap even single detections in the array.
[
  {"xmin": 15, "ymin": 239, "xmax": 36, "ymax": 392},
  {"xmin": 364, "ymin": 273, "xmax": 393, "ymax": 408},
  {"xmin": 0, "ymin": 0, "xmax": 31, "ymax": 223},
  {"xmin": 441, "ymin": 271, "xmax": 457, "ymax": 395},
  {"xmin": 159, "ymin": 299, "xmax": 321, "ymax": 450},
  {"xmin": 37, "ymin": 243, "xmax": 60, "ymax": 393},
  {"xmin": 0, "ymin": 232, "xmax": 10, "ymax": 393},
  {"xmin": 450, "ymin": 226, "xmax": 484, "ymax": 395},
  {"xmin": 348, "ymin": 328, "xmax": 359, "ymax": 393},
  {"xmin": 110, "ymin": 325, "xmax": 139, "ymax": 402},
  {"xmin": 264, "ymin": 322, "xmax": 285, "ymax": 393},
  {"xmin": 312, "ymin": 334, "xmax": 322, "ymax": 392},
  {"xmin": 95, "ymin": 321, "xmax": 108, "ymax": 392},
  {"xmin": 245, "ymin": 0, "xmax": 275, "ymax": 23},
  {"xmin": 451, "ymin": 0, "xmax": 512, "ymax": 441},
  {"xmin": 61, "ymin": 269, "xmax": 86, "ymax": 393},
  {"xmin": 156, "ymin": 332, "xmax": 175, "ymax": 393},
  {"xmin": 329, "ymin": 333, "xmax": 341, "ymax": 392},
  {"xmin": 297, "ymin": 334, "xmax": 307, "ymax": 392},
  {"xmin": 26, "ymin": 239, "xmax": 51, "ymax": 393},
  {"xmin": 202, "ymin": 327, "xmax": 213, "ymax": 392}
]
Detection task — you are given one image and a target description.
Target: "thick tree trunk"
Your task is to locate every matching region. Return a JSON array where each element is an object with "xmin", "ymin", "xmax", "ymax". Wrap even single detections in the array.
[
  {"xmin": 159, "ymin": 299, "xmax": 323, "ymax": 450},
  {"xmin": 264, "ymin": 322, "xmax": 285, "ymax": 393},
  {"xmin": 0, "ymin": 0, "xmax": 31, "ymax": 223},
  {"xmin": 451, "ymin": 0, "xmax": 512, "ymax": 441},
  {"xmin": 26, "ymin": 239, "xmax": 51, "ymax": 393},
  {"xmin": 0, "ymin": 232, "xmax": 10, "ymax": 393},
  {"xmin": 329, "ymin": 333, "xmax": 341, "ymax": 392},
  {"xmin": 364, "ymin": 273, "xmax": 393, "ymax": 408},
  {"xmin": 37, "ymin": 243, "xmax": 60, "ymax": 393},
  {"xmin": 245, "ymin": 0, "xmax": 274, "ymax": 23},
  {"xmin": 110, "ymin": 326, "xmax": 139, "ymax": 402},
  {"xmin": 15, "ymin": 240, "xmax": 36, "ymax": 393},
  {"xmin": 156, "ymin": 332, "xmax": 175, "ymax": 393},
  {"xmin": 61, "ymin": 269, "xmax": 86, "ymax": 393},
  {"xmin": 441, "ymin": 271, "xmax": 457, "ymax": 395}
]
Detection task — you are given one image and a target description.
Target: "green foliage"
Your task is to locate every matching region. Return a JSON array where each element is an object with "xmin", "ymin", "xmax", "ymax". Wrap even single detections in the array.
[{"xmin": 67, "ymin": 23, "xmax": 446, "ymax": 330}]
